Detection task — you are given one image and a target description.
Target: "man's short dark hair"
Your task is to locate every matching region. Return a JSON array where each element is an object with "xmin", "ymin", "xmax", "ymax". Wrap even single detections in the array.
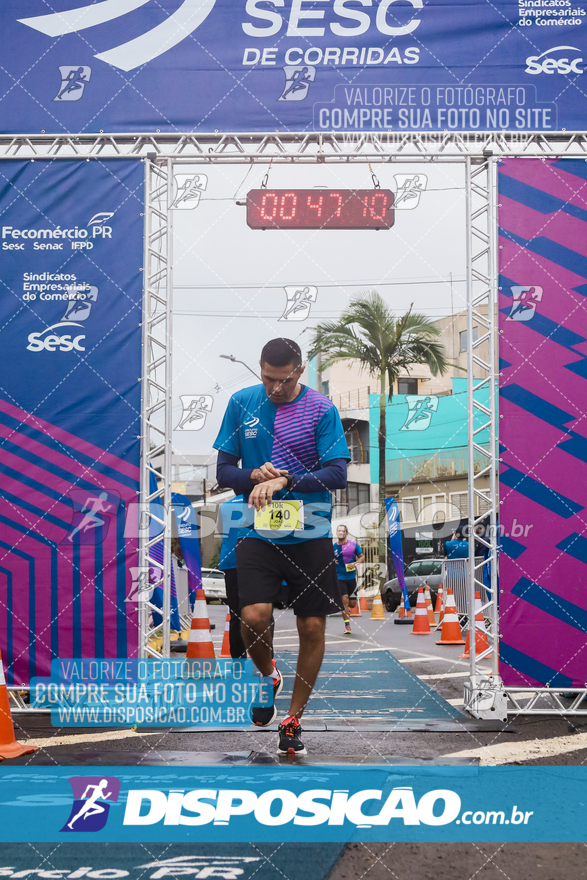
[
  {"xmin": 260, "ymin": 338, "xmax": 302, "ymax": 369},
  {"xmin": 338, "ymin": 524, "xmax": 348, "ymax": 532}
]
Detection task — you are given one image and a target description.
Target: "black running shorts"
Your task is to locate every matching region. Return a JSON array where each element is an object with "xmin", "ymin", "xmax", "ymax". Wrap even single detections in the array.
[
  {"xmin": 337, "ymin": 577, "xmax": 358, "ymax": 600},
  {"xmin": 236, "ymin": 537, "xmax": 342, "ymax": 617}
]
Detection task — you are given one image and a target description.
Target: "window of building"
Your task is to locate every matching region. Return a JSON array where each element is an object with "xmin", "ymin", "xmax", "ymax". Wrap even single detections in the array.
[
  {"xmin": 398, "ymin": 377, "xmax": 418, "ymax": 395},
  {"xmin": 399, "ymin": 496, "xmax": 420, "ymax": 522},
  {"xmin": 331, "ymin": 482, "xmax": 370, "ymax": 516},
  {"xmin": 420, "ymin": 493, "xmax": 447, "ymax": 523},
  {"xmin": 321, "ymin": 380, "xmax": 329, "ymax": 396},
  {"xmin": 460, "ymin": 326, "xmax": 479, "ymax": 352},
  {"xmin": 345, "ymin": 427, "xmax": 369, "ymax": 464},
  {"xmin": 449, "ymin": 491, "xmax": 468, "ymax": 519}
]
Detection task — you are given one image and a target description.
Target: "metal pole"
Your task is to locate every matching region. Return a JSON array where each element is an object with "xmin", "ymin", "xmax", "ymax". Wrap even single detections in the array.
[
  {"xmin": 465, "ymin": 156, "xmax": 477, "ymax": 674},
  {"xmin": 162, "ymin": 158, "xmax": 174, "ymax": 658},
  {"xmin": 487, "ymin": 155, "xmax": 500, "ymax": 678},
  {"xmin": 138, "ymin": 158, "xmax": 151, "ymax": 658}
]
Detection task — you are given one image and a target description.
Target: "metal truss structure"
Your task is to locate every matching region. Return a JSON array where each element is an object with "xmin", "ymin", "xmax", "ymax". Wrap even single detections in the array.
[{"xmin": 5, "ymin": 131, "xmax": 586, "ymax": 714}]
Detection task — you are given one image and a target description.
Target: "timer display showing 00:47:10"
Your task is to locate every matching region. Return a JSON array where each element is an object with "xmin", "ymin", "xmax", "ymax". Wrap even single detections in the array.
[{"xmin": 246, "ymin": 189, "xmax": 395, "ymax": 229}]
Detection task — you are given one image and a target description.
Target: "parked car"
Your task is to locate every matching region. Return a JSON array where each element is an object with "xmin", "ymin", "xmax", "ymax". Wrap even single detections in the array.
[
  {"xmin": 382, "ymin": 558, "xmax": 444, "ymax": 612},
  {"xmin": 201, "ymin": 568, "xmax": 227, "ymax": 603}
]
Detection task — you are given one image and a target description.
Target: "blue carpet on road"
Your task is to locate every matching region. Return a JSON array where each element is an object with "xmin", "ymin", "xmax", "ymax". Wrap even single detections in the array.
[{"xmin": 275, "ymin": 650, "xmax": 461, "ymax": 722}]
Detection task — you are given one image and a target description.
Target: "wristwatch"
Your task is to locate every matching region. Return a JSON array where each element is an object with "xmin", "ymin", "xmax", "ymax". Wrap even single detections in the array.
[{"xmin": 281, "ymin": 471, "xmax": 295, "ymax": 492}]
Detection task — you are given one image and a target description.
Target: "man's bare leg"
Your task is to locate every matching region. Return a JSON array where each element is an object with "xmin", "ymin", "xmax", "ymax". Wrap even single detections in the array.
[
  {"xmin": 240, "ymin": 603, "xmax": 274, "ymax": 676},
  {"xmin": 287, "ymin": 616, "xmax": 326, "ymax": 719},
  {"xmin": 341, "ymin": 593, "xmax": 350, "ymax": 619}
]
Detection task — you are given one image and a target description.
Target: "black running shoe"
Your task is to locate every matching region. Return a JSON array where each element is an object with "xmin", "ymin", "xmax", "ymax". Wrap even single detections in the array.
[
  {"xmin": 252, "ymin": 668, "xmax": 283, "ymax": 727},
  {"xmin": 277, "ymin": 715, "xmax": 306, "ymax": 755}
]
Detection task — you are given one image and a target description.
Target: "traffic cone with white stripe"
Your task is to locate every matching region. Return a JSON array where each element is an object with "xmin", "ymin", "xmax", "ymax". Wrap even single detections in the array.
[
  {"xmin": 220, "ymin": 611, "xmax": 232, "ymax": 658},
  {"xmin": 0, "ymin": 650, "xmax": 38, "ymax": 760},
  {"xmin": 411, "ymin": 587, "xmax": 432, "ymax": 635},
  {"xmin": 186, "ymin": 588, "xmax": 216, "ymax": 659},
  {"xmin": 434, "ymin": 585, "xmax": 444, "ymax": 616},
  {"xmin": 370, "ymin": 593, "xmax": 385, "ymax": 619},
  {"xmin": 358, "ymin": 588, "xmax": 369, "ymax": 612},
  {"xmin": 424, "ymin": 585, "xmax": 436, "ymax": 626},
  {"xmin": 460, "ymin": 591, "xmax": 491, "ymax": 659},
  {"xmin": 435, "ymin": 587, "xmax": 465, "ymax": 645}
]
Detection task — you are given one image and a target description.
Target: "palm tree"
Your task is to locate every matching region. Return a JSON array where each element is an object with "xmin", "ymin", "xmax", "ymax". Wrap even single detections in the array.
[{"xmin": 308, "ymin": 291, "xmax": 449, "ymax": 558}]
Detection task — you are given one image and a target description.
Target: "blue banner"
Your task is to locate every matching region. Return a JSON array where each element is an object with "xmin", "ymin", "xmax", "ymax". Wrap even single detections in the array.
[
  {"xmin": 172, "ymin": 492, "xmax": 203, "ymax": 611},
  {"xmin": 0, "ymin": 766, "xmax": 585, "ymax": 842},
  {"xmin": 1, "ymin": 1, "xmax": 586, "ymax": 133},
  {"xmin": 384, "ymin": 496, "xmax": 410, "ymax": 612},
  {"xmin": 0, "ymin": 158, "xmax": 143, "ymax": 683}
]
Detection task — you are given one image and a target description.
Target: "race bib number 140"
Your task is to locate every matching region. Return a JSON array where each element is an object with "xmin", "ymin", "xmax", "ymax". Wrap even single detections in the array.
[{"xmin": 254, "ymin": 500, "xmax": 304, "ymax": 532}]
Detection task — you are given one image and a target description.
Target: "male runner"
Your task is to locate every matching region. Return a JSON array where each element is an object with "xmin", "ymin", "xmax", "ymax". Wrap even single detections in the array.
[
  {"xmin": 214, "ymin": 338, "xmax": 349, "ymax": 755},
  {"xmin": 333, "ymin": 525, "xmax": 364, "ymax": 635}
]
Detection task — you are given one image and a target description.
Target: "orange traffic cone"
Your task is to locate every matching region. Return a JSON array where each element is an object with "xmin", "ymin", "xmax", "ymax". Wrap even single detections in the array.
[
  {"xmin": 434, "ymin": 586, "xmax": 444, "ymax": 616},
  {"xmin": 220, "ymin": 611, "xmax": 231, "ymax": 658},
  {"xmin": 424, "ymin": 585, "xmax": 435, "ymax": 626},
  {"xmin": 186, "ymin": 588, "xmax": 216, "ymax": 659},
  {"xmin": 359, "ymin": 588, "xmax": 369, "ymax": 612},
  {"xmin": 411, "ymin": 587, "xmax": 432, "ymax": 635},
  {"xmin": 0, "ymin": 651, "xmax": 38, "ymax": 760},
  {"xmin": 436, "ymin": 587, "xmax": 465, "ymax": 645},
  {"xmin": 350, "ymin": 596, "xmax": 361, "ymax": 617},
  {"xmin": 460, "ymin": 592, "xmax": 491, "ymax": 659},
  {"xmin": 397, "ymin": 600, "xmax": 412, "ymax": 619}
]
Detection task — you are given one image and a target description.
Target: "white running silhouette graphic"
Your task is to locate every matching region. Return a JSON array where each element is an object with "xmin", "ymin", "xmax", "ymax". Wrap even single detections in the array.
[
  {"xmin": 67, "ymin": 779, "xmax": 112, "ymax": 829},
  {"xmin": 19, "ymin": 0, "xmax": 217, "ymax": 71},
  {"xmin": 67, "ymin": 492, "xmax": 111, "ymax": 542}
]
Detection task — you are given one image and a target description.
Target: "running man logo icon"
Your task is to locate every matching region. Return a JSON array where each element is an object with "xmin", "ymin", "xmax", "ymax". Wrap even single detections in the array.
[
  {"xmin": 506, "ymin": 285, "xmax": 543, "ymax": 322},
  {"xmin": 171, "ymin": 173, "xmax": 208, "ymax": 210},
  {"xmin": 60, "ymin": 489, "xmax": 121, "ymax": 545},
  {"xmin": 278, "ymin": 65, "xmax": 316, "ymax": 101},
  {"xmin": 53, "ymin": 66, "xmax": 92, "ymax": 101},
  {"xmin": 400, "ymin": 395, "xmax": 439, "ymax": 431},
  {"xmin": 176, "ymin": 395, "xmax": 214, "ymax": 431},
  {"xmin": 393, "ymin": 174, "xmax": 428, "ymax": 210},
  {"xmin": 61, "ymin": 776, "xmax": 121, "ymax": 833},
  {"xmin": 61, "ymin": 285, "xmax": 98, "ymax": 323},
  {"xmin": 280, "ymin": 286, "xmax": 318, "ymax": 321}
]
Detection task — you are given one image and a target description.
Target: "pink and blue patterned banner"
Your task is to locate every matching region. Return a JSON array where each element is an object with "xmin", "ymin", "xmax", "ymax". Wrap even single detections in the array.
[
  {"xmin": 498, "ymin": 158, "xmax": 587, "ymax": 687},
  {"xmin": 0, "ymin": 159, "xmax": 143, "ymax": 684}
]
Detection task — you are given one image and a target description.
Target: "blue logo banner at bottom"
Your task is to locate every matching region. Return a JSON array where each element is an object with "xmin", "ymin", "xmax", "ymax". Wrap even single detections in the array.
[{"xmin": 0, "ymin": 766, "xmax": 584, "ymax": 842}]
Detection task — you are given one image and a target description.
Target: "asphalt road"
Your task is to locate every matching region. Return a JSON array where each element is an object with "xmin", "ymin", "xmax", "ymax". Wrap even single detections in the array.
[{"xmin": 11, "ymin": 602, "xmax": 587, "ymax": 766}]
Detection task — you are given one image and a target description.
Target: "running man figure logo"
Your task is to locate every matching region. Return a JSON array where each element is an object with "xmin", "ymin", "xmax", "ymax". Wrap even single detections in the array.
[
  {"xmin": 393, "ymin": 174, "xmax": 427, "ymax": 209},
  {"xmin": 61, "ymin": 286, "xmax": 98, "ymax": 323},
  {"xmin": 176, "ymin": 395, "xmax": 213, "ymax": 431},
  {"xmin": 280, "ymin": 286, "xmax": 318, "ymax": 321},
  {"xmin": 278, "ymin": 65, "xmax": 316, "ymax": 101},
  {"xmin": 54, "ymin": 66, "xmax": 92, "ymax": 101},
  {"xmin": 507, "ymin": 285, "xmax": 543, "ymax": 322},
  {"xmin": 400, "ymin": 395, "xmax": 439, "ymax": 431},
  {"xmin": 61, "ymin": 776, "xmax": 120, "ymax": 832},
  {"xmin": 61, "ymin": 489, "xmax": 120, "ymax": 545},
  {"xmin": 171, "ymin": 174, "xmax": 208, "ymax": 209}
]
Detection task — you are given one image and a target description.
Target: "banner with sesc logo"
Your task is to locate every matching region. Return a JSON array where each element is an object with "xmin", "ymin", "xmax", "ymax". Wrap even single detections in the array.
[
  {"xmin": 0, "ymin": 159, "xmax": 143, "ymax": 684},
  {"xmin": 1, "ymin": 1, "xmax": 587, "ymax": 132}
]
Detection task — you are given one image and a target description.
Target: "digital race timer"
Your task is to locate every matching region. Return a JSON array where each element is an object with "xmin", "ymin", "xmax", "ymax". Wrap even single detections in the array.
[{"xmin": 246, "ymin": 189, "xmax": 395, "ymax": 230}]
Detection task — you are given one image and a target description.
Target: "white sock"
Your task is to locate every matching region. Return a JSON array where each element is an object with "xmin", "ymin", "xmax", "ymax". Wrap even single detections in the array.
[{"xmin": 269, "ymin": 667, "xmax": 279, "ymax": 680}]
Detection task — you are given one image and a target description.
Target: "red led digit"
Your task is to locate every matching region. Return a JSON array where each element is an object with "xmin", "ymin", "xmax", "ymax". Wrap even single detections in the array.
[
  {"xmin": 369, "ymin": 193, "xmax": 388, "ymax": 221},
  {"xmin": 328, "ymin": 192, "xmax": 343, "ymax": 217},
  {"xmin": 307, "ymin": 194, "xmax": 324, "ymax": 217},
  {"xmin": 362, "ymin": 196, "xmax": 369, "ymax": 217},
  {"xmin": 260, "ymin": 192, "xmax": 278, "ymax": 221},
  {"xmin": 280, "ymin": 192, "xmax": 298, "ymax": 220}
]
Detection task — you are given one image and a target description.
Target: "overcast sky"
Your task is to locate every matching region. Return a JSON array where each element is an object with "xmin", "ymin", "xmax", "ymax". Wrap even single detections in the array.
[{"xmin": 170, "ymin": 160, "xmax": 466, "ymax": 463}]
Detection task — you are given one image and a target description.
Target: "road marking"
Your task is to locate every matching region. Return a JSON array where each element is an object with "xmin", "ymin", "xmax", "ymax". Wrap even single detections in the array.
[
  {"xmin": 20, "ymin": 729, "xmax": 163, "ymax": 749},
  {"xmin": 445, "ymin": 731, "xmax": 587, "ymax": 765},
  {"xmin": 418, "ymin": 670, "xmax": 491, "ymax": 680}
]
